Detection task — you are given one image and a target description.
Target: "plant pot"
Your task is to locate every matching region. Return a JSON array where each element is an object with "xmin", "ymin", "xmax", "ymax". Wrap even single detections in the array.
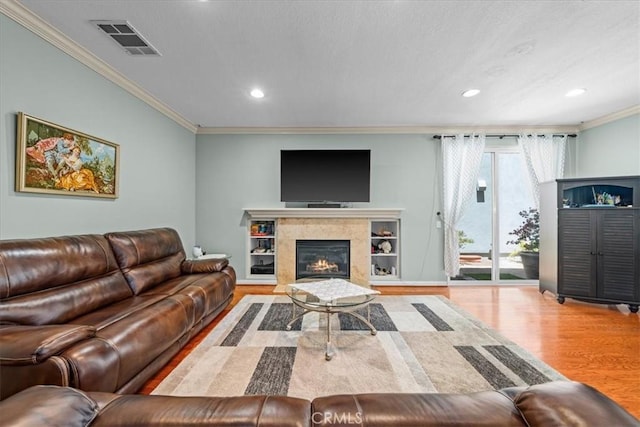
[{"xmin": 519, "ymin": 251, "xmax": 539, "ymax": 279}]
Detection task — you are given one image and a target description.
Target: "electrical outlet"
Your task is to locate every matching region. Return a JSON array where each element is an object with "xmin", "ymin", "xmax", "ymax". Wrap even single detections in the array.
[{"xmin": 436, "ymin": 220, "xmax": 442, "ymax": 229}]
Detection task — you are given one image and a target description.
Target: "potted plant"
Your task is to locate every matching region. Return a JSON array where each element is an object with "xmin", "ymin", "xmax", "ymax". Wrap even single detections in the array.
[
  {"xmin": 458, "ymin": 230, "xmax": 474, "ymax": 249},
  {"xmin": 507, "ymin": 207, "xmax": 540, "ymax": 279}
]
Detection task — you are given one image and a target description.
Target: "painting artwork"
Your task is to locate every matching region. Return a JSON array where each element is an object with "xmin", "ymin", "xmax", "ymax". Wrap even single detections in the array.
[{"xmin": 16, "ymin": 112, "xmax": 119, "ymax": 198}]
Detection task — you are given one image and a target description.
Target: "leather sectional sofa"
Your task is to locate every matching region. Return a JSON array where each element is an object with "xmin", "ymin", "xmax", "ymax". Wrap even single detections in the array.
[
  {"xmin": 1, "ymin": 381, "xmax": 638, "ymax": 426},
  {"xmin": 0, "ymin": 228, "xmax": 236, "ymax": 399}
]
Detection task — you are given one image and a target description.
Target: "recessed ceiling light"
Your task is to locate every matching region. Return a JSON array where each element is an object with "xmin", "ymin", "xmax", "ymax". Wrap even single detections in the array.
[
  {"xmin": 565, "ymin": 88, "xmax": 587, "ymax": 97},
  {"xmin": 462, "ymin": 89, "xmax": 480, "ymax": 98},
  {"xmin": 250, "ymin": 88, "xmax": 265, "ymax": 99}
]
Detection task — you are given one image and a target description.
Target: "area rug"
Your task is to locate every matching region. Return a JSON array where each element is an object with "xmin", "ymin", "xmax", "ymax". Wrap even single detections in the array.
[{"xmin": 152, "ymin": 295, "xmax": 566, "ymax": 399}]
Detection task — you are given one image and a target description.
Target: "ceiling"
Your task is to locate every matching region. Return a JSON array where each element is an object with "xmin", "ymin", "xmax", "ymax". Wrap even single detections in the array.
[{"xmin": 5, "ymin": 0, "xmax": 640, "ymax": 131}]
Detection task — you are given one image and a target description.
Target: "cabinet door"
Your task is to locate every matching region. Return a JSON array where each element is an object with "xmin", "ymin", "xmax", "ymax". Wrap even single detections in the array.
[
  {"xmin": 596, "ymin": 210, "xmax": 639, "ymax": 302},
  {"xmin": 558, "ymin": 210, "xmax": 597, "ymax": 297}
]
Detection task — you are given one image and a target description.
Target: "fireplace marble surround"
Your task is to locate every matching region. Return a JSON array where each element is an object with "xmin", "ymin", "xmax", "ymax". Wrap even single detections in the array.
[{"xmin": 245, "ymin": 209, "xmax": 403, "ymax": 286}]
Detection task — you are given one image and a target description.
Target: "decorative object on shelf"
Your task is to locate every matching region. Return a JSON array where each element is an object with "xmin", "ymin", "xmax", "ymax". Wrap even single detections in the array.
[
  {"xmin": 593, "ymin": 189, "xmax": 621, "ymax": 206},
  {"xmin": 251, "ymin": 262, "xmax": 274, "ymax": 275},
  {"xmin": 377, "ymin": 240, "xmax": 392, "ymax": 254},
  {"xmin": 372, "ymin": 264, "xmax": 389, "ymax": 275},
  {"xmin": 15, "ymin": 112, "xmax": 119, "ymax": 198},
  {"xmin": 192, "ymin": 245, "xmax": 204, "ymax": 258},
  {"xmin": 250, "ymin": 222, "xmax": 273, "ymax": 236},
  {"xmin": 507, "ymin": 207, "xmax": 539, "ymax": 279},
  {"xmin": 375, "ymin": 227, "xmax": 394, "ymax": 237}
]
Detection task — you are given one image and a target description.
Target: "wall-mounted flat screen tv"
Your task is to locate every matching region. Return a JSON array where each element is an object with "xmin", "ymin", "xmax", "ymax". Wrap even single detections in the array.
[{"xmin": 280, "ymin": 149, "xmax": 371, "ymax": 202}]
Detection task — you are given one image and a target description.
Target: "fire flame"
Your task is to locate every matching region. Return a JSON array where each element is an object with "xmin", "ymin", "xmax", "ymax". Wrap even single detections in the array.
[{"xmin": 306, "ymin": 258, "xmax": 339, "ymax": 273}]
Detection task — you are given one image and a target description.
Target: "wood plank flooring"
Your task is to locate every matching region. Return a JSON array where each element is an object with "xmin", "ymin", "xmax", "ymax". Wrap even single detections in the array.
[{"xmin": 140, "ymin": 285, "xmax": 640, "ymax": 419}]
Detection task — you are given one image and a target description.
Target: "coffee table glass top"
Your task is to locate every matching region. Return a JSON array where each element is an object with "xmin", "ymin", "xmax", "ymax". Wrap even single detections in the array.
[{"xmin": 286, "ymin": 278, "xmax": 379, "ymax": 308}]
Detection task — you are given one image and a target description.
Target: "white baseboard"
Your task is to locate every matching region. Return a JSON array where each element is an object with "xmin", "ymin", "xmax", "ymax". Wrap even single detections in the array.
[
  {"xmin": 237, "ymin": 279, "xmax": 277, "ymax": 285},
  {"xmin": 371, "ymin": 281, "xmax": 446, "ymax": 286},
  {"xmin": 448, "ymin": 280, "xmax": 539, "ymax": 286}
]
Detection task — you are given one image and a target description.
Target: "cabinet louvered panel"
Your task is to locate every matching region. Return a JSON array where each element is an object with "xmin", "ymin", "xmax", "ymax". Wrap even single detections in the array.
[
  {"xmin": 598, "ymin": 210, "xmax": 639, "ymax": 301},
  {"xmin": 600, "ymin": 254, "xmax": 637, "ymax": 300},
  {"xmin": 598, "ymin": 211, "xmax": 635, "ymax": 255},
  {"xmin": 558, "ymin": 211, "xmax": 596, "ymax": 297}
]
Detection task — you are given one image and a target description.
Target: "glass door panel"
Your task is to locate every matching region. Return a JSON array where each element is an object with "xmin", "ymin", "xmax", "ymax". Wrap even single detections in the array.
[
  {"xmin": 454, "ymin": 150, "xmax": 536, "ymax": 282},
  {"xmin": 457, "ymin": 153, "xmax": 493, "ymax": 280},
  {"xmin": 498, "ymin": 153, "xmax": 536, "ymax": 280}
]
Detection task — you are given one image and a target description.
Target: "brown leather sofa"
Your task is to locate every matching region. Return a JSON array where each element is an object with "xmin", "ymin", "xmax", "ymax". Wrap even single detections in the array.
[
  {"xmin": 1, "ymin": 381, "xmax": 637, "ymax": 426},
  {"xmin": 0, "ymin": 228, "xmax": 236, "ymax": 400}
]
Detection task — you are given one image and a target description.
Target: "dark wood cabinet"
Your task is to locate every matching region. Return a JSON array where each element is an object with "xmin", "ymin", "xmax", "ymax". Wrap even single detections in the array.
[{"xmin": 555, "ymin": 176, "xmax": 640, "ymax": 313}]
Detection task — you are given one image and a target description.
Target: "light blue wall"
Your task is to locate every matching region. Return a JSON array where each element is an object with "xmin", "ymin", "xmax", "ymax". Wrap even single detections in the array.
[
  {"xmin": 0, "ymin": 15, "xmax": 197, "ymax": 246},
  {"xmin": 572, "ymin": 113, "xmax": 640, "ymax": 177},
  {"xmin": 195, "ymin": 134, "xmax": 445, "ymax": 282}
]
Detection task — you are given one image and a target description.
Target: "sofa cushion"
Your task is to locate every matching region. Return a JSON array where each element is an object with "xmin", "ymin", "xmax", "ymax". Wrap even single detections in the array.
[
  {"xmin": 0, "ymin": 235, "xmax": 133, "ymax": 325},
  {"xmin": 0, "ymin": 385, "xmax": 98, "ymax": 427},
  {"xmin": 511, "ymin": 381, "xmax": 639, "ymax": 427},
  {"xmin": 88, "ymin": 394, "xmax": 311, "ymax": 427},
  {"xmin": 105, "ymin": 228, "xmax": 185, "ymax": 295},
  {"xmin": 62, "ymin": 297, "xmax": 193, "ymax": 391},
  {"xmin": 311, "ymin": 392, "xmax": 526, "ymax": 427},
  {"xmin": 69, "ymin": 294, "xmax": 168, "ymax": 331}
]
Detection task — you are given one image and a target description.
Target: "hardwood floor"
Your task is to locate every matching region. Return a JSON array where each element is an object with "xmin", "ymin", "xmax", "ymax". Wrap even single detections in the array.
[{"xmin": 140, "ymin": 285, "xmax": 640, "ymax": 418}]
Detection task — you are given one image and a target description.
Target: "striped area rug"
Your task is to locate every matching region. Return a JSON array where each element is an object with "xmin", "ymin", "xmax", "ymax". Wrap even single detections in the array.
[{"xmin": 152, "ymin": 295, "xmax": 566, "ymax": 399}]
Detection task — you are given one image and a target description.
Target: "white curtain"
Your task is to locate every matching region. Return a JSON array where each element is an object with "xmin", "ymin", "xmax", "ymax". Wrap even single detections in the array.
[
  {"xmin": 518, "ymin": 134, "xmax": 567, "ymax": 208},
  {"xmin": 441, "ymin": 134, "xmax": 486, "ymax": 278}
]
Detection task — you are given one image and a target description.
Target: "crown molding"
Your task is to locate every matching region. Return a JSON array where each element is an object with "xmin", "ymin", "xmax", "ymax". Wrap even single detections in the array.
[
  {"xmin": 0, "ymin": 0, "xmax": 197, "ymax": 133},
  {"xmin": 578, "ymin": 105, "xmax": 640, "ymax": 131},
  {"xmin": 196, "ymin": 124, "xmax": 581, "ymax": 135}
]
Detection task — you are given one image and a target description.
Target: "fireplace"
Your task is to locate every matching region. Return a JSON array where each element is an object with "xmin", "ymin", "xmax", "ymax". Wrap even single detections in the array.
[{"xmin": 296, "ymin": 240, "xmax": 350, "ymax": 280}]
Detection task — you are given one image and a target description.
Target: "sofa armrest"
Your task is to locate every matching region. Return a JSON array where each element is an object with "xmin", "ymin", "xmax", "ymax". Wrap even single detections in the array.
[
  {"xmin": 0, "ymin": 386, "xmax": 99, "ymax": 427},
  {"xmin": 181, "ymin": 258, "xmax": 229, "ymax": 274},
  {"xmin": 511, "ymin": 381, "xmax": 639, "ymax": 426},
  {"xmin": 0, "ymin": 324, "xmax": 96, "ymax": 365}
]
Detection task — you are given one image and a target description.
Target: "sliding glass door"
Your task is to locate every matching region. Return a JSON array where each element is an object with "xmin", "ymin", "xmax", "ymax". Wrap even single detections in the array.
[{"xmin": 456, "ymin": 147, "xmax": 536, "ymax": 282}]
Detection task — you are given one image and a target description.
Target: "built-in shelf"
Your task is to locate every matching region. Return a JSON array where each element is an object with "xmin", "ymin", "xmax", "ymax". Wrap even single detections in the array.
[
  {"xmin": 247, "ymin": 219, "xmax": 276, "ymax": 279},
  {"xmin": 371, "ymin": 219, "xmax": 400, "ymax": 280}
]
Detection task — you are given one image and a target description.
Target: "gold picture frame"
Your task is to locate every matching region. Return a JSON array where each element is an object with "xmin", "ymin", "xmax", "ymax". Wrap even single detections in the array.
[{"xmin": 16, "ymin": 112, "xmax": 120, "ymax": 198}]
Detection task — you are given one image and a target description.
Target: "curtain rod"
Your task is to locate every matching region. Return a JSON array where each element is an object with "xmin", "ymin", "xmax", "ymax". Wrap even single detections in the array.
[{"xmin": 433, "ymin": 134, "xmax": 577, "ymax": 139}]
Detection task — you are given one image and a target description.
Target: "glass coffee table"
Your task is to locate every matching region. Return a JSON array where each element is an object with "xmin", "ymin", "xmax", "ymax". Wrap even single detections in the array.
[{"xmin": 285, "ymin": 278, "xmax": 379, "ymax": 360}]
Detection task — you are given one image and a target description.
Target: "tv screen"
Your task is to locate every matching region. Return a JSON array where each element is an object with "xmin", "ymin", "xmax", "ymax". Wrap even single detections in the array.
[{"xmin": 280, "ymin": 149, "xmax": 371, "ymax": 203}]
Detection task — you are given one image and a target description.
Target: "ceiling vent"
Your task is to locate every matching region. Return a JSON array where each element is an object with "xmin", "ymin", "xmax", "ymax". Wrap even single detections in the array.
[{"xmin": 91, "ymin": 20, "xmax": 160, "ymax": 56}]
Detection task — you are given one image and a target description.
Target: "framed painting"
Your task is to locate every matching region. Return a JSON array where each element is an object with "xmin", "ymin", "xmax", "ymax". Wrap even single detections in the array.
[{"xmin": 16, "ymin": 112, "xmax": 120, "ymax": 198}]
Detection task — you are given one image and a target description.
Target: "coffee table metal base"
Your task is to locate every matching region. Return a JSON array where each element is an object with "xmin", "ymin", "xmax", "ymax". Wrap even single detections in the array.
[{"xmin": 286, "ymin": 301, "xmax": 377, "ymax": 361}]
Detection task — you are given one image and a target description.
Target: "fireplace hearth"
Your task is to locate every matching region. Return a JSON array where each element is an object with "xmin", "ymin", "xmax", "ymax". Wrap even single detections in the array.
[{"xmin": 296, "ymin": 240, "xmax": 350, "ymax": 280}]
